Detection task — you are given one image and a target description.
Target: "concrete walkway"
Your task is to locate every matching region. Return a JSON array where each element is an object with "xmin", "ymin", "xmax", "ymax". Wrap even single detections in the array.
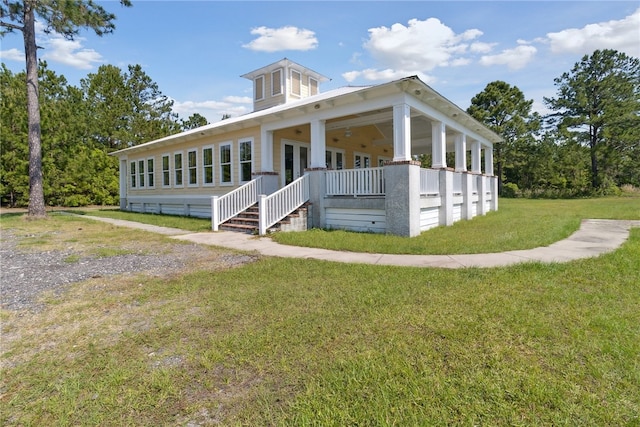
[{"xmin": 77, "ymin": 214, "xmax": 639, "ymax": 268}]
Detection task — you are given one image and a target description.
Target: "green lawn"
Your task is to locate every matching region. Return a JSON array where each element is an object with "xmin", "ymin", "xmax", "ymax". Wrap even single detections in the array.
[
  {"xmin": 1, "ymin": 199, "xmax": 639, "ymax": 425},
  {"xmin": 272, "ymin": 196, "xmax": 640, "ymax": 254}
]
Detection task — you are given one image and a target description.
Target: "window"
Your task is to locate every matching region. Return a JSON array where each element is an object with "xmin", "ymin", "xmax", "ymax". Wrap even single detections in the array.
[
  {"xmin": 130, "ymin": 161, "xmax": 136, "ymax": 188},
  {"xmin": 138, "ymin": 159, "xmax": 145, "ymax": 188},
  {"xmin": 220, "ymin": 143, "xmax": 232, "ymax": 185},
  {"xmin": 147, "ymin": 158, "xmax": 155, "ymax": 188},
  {"xmin": 254, "ymin": 75, "xmax": 264, "ymax": 101},
  {"xmin": 174, "ymin": 152, "xmax": 183, "ymax": 187},
  {"xmin": 239, "ymin": 139, "xmax": 252, "ymax": 182},
  {"xmin": 162, "ymin": 154, "xmax": 170, "ymax": 187},
  {"xmin": 309, "ymin": 77, "xmax": 318, "ymax": 96},
  {"xmin": 187, "ymin": 149, "xmax": 197, "ymax": 186},
  {"xmin": 325, "ymin": 149, "xmax": 345, "ymax": 170},
  {"xmin": 378, "ymin": 156, "xmax": 392, "ymax": 167},
  {"xmin": 354, "ymin": 153, "xmax": 371, "ymax": 169},
  {"xmin": 272, "ymin": 69, "xmax": 282, "ymax": 96},
  {"xmin": 203, "ymin": 146, "xmax": 214, "ymax": 185},
  {"xmin": 291, "ymin": 70, "xmax": 301, "ymax": 96}
]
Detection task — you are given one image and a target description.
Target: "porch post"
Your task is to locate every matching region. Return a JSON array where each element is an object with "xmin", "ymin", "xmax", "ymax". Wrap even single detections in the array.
[
  {"xmin": 392, "ymin": 103, "xmax": 411, "ymax": 161},
  {"xmin": 385, "ymin": 161, "xmax": 421, "ymax": 237},
  {"xmin": 431, "ymin": 121, "xmax": 447, "ymax": 169},
  {"xmin": 310, "ymin": 119, "xmax": 327, "ymax": 168},
  {"xmin": 470, "ymin": 140, "xmax": 481, "ymax": 174},
  {"xmin": 260, "ymin": 128, "xmax": 274, "ymax": 172},
  {"xmin": 454, "ymin": 133, "xmax": 467, "ymax": 172},
  {"xmin": 484, "ymin": 146, "xmax": 494, "ymax": 176}
]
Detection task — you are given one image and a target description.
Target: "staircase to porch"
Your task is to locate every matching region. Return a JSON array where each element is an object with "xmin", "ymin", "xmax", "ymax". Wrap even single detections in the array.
[{"xmin": 219, "ymin": 203, "xmax": 310, "ymax": 234}]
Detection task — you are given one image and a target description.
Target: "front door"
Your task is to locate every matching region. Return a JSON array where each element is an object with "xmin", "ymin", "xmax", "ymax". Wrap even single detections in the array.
[{"xmin": 283, "ymin": 141, "xmax": 309, "ymax": 185}]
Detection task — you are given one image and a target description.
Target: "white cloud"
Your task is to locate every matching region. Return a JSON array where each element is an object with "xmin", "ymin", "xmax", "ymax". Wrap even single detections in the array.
[
  {"xmin": 0, "ymin": 48, "xmax": 24, "ymax": 62},
  {"xmin": 546, "ymin": 8, "xmax": 640, "ymax": 57},
  {"xmin": 172, "ymin": 96, "xmax": 252, "ymax": 123},
  {"xmin": 27, "ymin": 21, "xmax": 104, "ymax": 69},
  {"xmin": 479, "ymin": 45, "xmax": 537, "ymax": 70},
  {"xmin": 41, "ymin": 36, "xmax": 103, "ymax": 69},
  {"xmin": 364, "ymin": 18, "xmax": 484, "ymax": 71},
  {"xmin": 345, "ymin": 17, "xmax": 488, "ymax": 83},
  {"xmin": 242, "ymin": 26, "xmax": 318, "ymax": 52}
]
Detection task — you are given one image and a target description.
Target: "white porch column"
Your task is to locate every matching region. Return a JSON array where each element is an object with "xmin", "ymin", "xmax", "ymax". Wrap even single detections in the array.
[
  {"xmin": 392, "ymin": 103, "xmax": 411, "ymax": 161},
  {"xmin": 471, "ymin": 140, "xmax": 481, "ymax": 174},
  {"xmin": 260, "ymin": 128, "xmax": 274, "ymax": 172},
  {"xmin": 484, "ymin": 146, "xmax": 494, "ymax": 176},
  {"xmin": 454, "ymin": 133, "xmax": 467, "ymax": 172},
  {"xmin": 431, "ymin": 121, "xmax": 447, "ymax": 169},
  {"xmin": 310, "ymin": 119, "xmax": 326, "ymax": 168}
]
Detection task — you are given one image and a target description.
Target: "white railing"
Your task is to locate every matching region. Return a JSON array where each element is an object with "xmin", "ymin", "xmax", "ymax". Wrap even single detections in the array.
[
  {"xmin": 453, "ymin": 172, "xmax": 463, "ymax": 195},
  {"xmin": 472, "ymin": 175, "xmax": 479, "ymax": 194},
  {"xmin": 420, "ymin": 168, "xmax": 440, "ymax": 195},
  {"xmin": 211, "ymin": 176, "xmax": 262, "ymax": 231},
  {"xmin": 325, "ymin": 167, "xmax": 385, "ymax": 196},
  {"xmin": 259, "ymin": 174, "xmax": 309, "ymax": 235}
]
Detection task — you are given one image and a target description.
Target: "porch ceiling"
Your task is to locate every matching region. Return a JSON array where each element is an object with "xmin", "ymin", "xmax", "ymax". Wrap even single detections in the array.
[{"xmin": 325, "ymin": 108, "xmax": 467, "ymax": 154}]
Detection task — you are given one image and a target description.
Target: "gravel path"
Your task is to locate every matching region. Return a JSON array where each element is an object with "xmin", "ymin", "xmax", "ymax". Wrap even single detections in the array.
[{"xmin": 0, "ymin": 229, "xmax": 255, "ymax": 312}]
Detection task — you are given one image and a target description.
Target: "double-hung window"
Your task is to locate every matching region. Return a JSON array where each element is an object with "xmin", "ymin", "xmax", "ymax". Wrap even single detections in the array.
[
  {"xmin": 147, "ymin": 158, "xmax": 155, "ymax": 188},
  {"xmin": 203, "ymin": 146, "xmax": 214, "ymax": 186},
  {"xmin": 239, "ymin": 140, "xmax": 252, "ymax": 182},
  {"xmin": 187, "ymin": 149, "xmax": 197, "ymax": 186},
  {"xmin": 254, "ymin": 75, "xmax": 264, "ymax": 101},
  {"xmin": 138, "ymin": 160, "xmax": 145, "ymax": 188},
  {"xmin": 220, "ymin": 143, "xmax": 232, "ymax": 185},
  {"xmin": 130, "ymin": 161, "xmax": 137, "ymax": 188},
  {"xmin": 174, "ymin": 152, "xmax": 183, "ymax": 187},
  {"xmin": 162, "ymin": 154, "xmax": 170, "ymax": 187}
]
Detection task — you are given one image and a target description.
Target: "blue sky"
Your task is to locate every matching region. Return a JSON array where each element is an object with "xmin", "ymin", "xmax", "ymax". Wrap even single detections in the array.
[{"xmin": 1, "ymin": 1, "xmax": 639, "ymax": 123}]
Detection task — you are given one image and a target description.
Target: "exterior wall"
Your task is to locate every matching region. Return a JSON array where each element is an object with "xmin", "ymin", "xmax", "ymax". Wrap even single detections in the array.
[
  {"xmin": 122, "ymin": 126, "xmax": 262, "ymax": 211},
  {"xmin": 325, "ymin": 207, "xmax": 386, "ymax": 233}
]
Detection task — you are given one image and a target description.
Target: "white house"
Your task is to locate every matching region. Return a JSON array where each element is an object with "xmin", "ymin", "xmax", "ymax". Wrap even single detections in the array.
[{"xmin": 112, "ymin": 58, "xmax": 501, "ymax": 237}]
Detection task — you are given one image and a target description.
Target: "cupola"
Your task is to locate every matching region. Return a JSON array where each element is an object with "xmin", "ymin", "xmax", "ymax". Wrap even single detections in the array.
[{"xmin": 241, "ymin": 58, "xmax": 330, "ymax": 112}]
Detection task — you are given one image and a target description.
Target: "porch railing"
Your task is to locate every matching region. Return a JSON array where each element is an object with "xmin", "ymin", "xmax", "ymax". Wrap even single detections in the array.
[
  {"xmin": 211, "ymin": 176, "xmax": 263, "ymax": 231},
  {"xmin": 259, "ymin": 174, "xmax": 309, "ymax": 235},
  {"xmin": 325, "ymin": 167, "xmax": 385, "ymax": 196},
  {"xmin": 420, "ymin": 168, "xmax": 440, "ymax": 195}
]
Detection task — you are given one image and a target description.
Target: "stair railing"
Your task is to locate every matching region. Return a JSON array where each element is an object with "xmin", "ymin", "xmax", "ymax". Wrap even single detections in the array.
[
  {"xmin": 211, "ymin": 176, "xmax": 263, "ymax": 231},
  {"xmin": 258, "ymin": 174, "xmax": 309, "ymax": 235}
]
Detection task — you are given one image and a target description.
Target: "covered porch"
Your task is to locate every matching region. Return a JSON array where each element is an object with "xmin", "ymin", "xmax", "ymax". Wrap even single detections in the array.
[{"xmin": 213, "ymin": 77, "xmax": 500, "ymax": 237}]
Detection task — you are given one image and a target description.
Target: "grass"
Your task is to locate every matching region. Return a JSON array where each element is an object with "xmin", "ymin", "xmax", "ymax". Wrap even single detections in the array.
[
  {"xmin": 272, "ymin": 196, "xmax": 640, "ymax": 254},
  {"xmin": 74, "ymin": 208, "xmax": 212, "ymax": 232},
  {"xmin": 1, "ymin": 199, "xmax": 639, "ymax": 425}
]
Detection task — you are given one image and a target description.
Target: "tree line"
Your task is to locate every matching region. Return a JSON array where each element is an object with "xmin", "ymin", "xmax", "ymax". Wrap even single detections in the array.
[
  {"xmin": 1, "ymin": 50, "xmax": 638, "ymax": 207},
  {"xmin": 1, "ymin": 62, "xmax": 208, "ymax": 207},
  {"xmin": 467, "ymin": 49, "xmax": 640, "ymax": 198}
]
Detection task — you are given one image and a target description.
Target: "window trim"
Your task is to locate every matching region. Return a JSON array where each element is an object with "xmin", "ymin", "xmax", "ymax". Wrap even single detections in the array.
[
  {"xmin": 187, "ymin": 149, "xmax": 198, "ymax": 187},
  {"xmin": 354, "ymin": 152, "xmax": 371, "ymax": 169},
  {"xmin": 147, "ymin": 157, "xmax": 155, "ymax": 188},
  {"xmin": 254, "ymin": 75, "xmax": 265, "ymax": 101},
  {"xmin": 138, "ymin": 159, "xmax": 145, "ymax": 188},
  {"xmin": 202, "ymin": 145, "xmax": 215, "ymax": 187},
  {"xmin": 291, "ymin": 69, "xmax": 302, "ymax": 96},
  {"xmin": 161, "ymin": 154, "xmax": 171, "ymax": 188},
  {"xmin": 174, "ymin": 151, "xmax": 184, "ymax": 188},
  {"xmin": 219, "ymin": 142, "xmax": 233, "ymax": 186},
  {"xmin": 271, "ymin": 68, "xmax": 283, "ymax": 96},
  {"xmin": 130, "ymin": 160, "xmax": 137, "ymax": 189},
  {"xmin": 309, "ymin": 77, "xmax": 319, "ymax": 96},
  {"xmin": 238, "ymin": 138, "xmax": 254, "ymax": 183}
]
